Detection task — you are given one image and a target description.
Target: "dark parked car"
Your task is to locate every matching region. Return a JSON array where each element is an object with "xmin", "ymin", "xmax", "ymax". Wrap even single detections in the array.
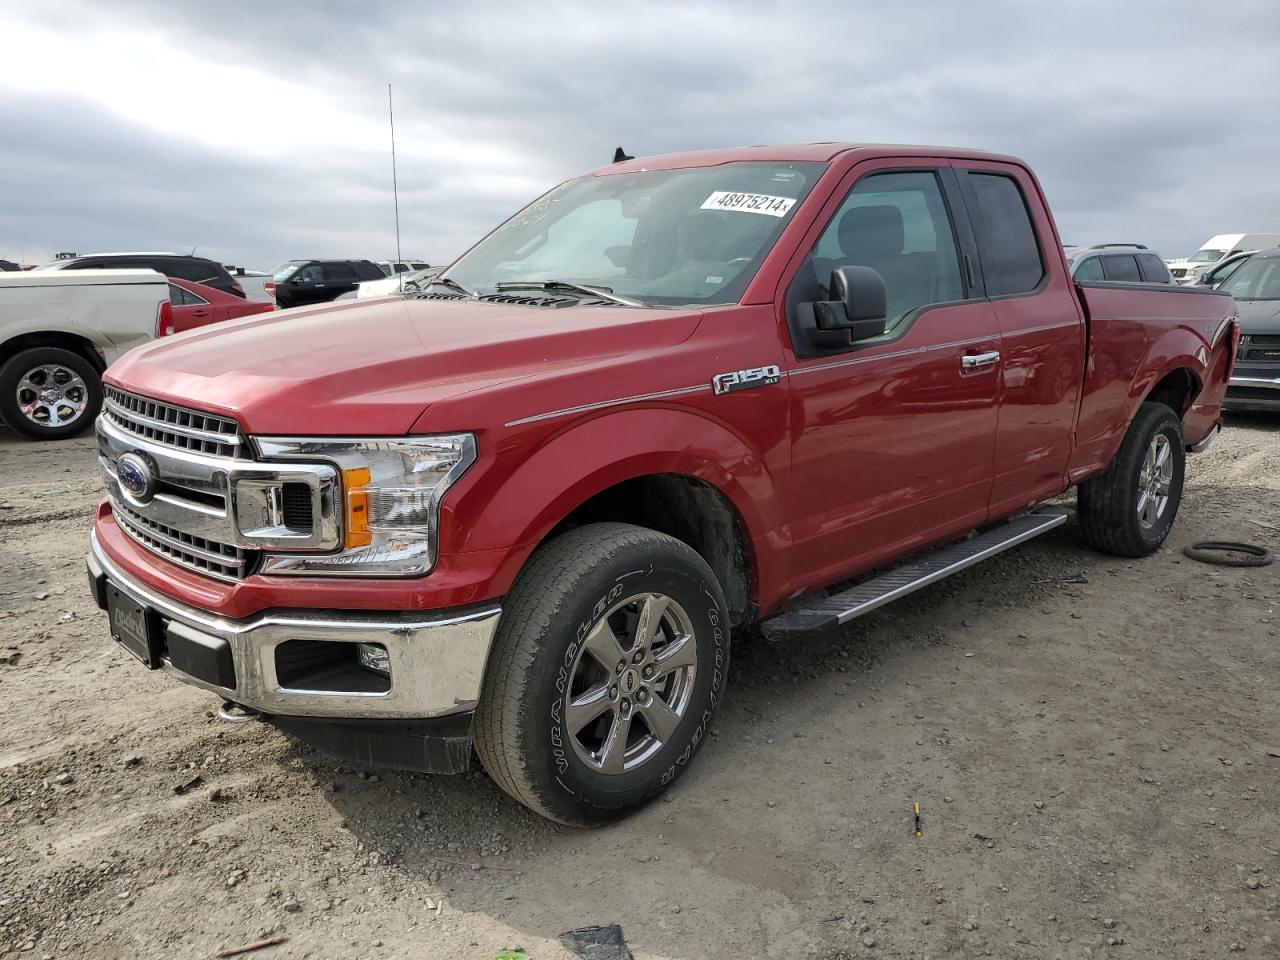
[
  {"xmin": 37, "ymin": 253, "xmax": 246, "ymax": 298},
  {"xmin": 1066, "ymin": 244, "xmax": 1173, "ymax": 284},
  {"xmin": 1220, "ymin": 247, "xmax": 1280, "ymax": 412},
  {"xmin": 270, "ymin": 260, "xmax": 385, "ymax": 308}
]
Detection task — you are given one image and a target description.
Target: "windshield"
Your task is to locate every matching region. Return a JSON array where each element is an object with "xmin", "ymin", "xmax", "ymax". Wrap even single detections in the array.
[
  {"xmin": 271, "ymin": 261, "xmax": 304, "ymax": 281},
  {"xmin": 443, "ymin": 161, "xmax": 826, "ymax": 306},
  {"xmin": 1189, "ymin": 248, "xmax": 1227, "ymax": 263},
  {"xmin": 1219, "ymin": 257, "xmax": 1280, "ymax": 300}
]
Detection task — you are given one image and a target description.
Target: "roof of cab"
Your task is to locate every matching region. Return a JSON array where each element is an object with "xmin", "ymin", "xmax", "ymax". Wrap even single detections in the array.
[{"xmin": 590, "ymin": 142, "xmax": 1026, "ymax": 176}]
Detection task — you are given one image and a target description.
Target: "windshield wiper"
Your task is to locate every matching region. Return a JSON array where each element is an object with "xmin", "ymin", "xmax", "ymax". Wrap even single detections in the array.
[
  {"xmin": 494, "ymin": 280, "xmax": 645, "ymax": 307},
  {"xmin": 421, "ymin": 276, "xmax": 478, "ymax": 298}
]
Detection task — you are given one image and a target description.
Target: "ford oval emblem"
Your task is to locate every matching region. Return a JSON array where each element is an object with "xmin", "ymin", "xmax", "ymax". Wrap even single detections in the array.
[{"xmin": 117, "ymin": 452, "xmax": 156, "ymax": 504}]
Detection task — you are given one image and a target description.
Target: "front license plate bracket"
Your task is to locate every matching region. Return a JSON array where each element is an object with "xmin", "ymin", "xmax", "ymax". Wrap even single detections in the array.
[{"xmin": 106, "ymin": 585, "xmax": 162, "ymax": 669}]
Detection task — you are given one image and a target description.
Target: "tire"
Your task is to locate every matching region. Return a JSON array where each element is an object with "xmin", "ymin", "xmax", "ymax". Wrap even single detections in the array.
[
  {"xmin": 1078, "ymin": 401, "xmax": 1185, "ymax": 557},
  {"xmin": 473, "ymin": 522, "xmax": 730, "ymax": 825},
  {"xmin": 0, "ymin": 347, "xmax": 102, "ymax": 441}
]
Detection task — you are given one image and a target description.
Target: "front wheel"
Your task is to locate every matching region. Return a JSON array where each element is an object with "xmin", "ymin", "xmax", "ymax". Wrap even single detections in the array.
[
  {"xmin": 0, "ymin": 347, "xmax": 102, "ymax": 440},
  {"xmin": 473, "ymin": 523, "xmax": 729, "ymax": 825},
  {"xmin": 1078, "ymin": 401, "xmax": 1186, "ymax": 557}
]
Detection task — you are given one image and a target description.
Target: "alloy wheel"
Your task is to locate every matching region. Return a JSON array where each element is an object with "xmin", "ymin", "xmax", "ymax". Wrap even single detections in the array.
[{"xmin": 563, "ymin": 592, "xmax": 698, "ymax": 775}]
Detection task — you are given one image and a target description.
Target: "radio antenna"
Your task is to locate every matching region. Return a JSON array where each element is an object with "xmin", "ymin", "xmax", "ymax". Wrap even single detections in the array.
[{"xmin": 388, "ymin": 83, "xmax": 402, "ymax": 266}]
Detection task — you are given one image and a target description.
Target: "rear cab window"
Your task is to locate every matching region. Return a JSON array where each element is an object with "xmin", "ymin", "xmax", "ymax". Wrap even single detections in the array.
[{"xmin": 962, "ymin": 172, "xmax": 1045, "ymax": 296}]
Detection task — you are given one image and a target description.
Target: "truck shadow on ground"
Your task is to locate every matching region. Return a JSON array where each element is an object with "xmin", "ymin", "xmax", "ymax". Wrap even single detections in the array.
[{"xmin": 292, "ymin": 517, "xmax": 1153, "ymax": 954}]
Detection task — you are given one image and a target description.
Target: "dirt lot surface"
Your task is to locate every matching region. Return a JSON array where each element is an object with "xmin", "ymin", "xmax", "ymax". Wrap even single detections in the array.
[{"xmin": 1, "ymin": 416, "xmax": 1278, "ymax": 960}]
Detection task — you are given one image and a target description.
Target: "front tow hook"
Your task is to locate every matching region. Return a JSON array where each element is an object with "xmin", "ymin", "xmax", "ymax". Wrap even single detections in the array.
[{"xmin": 217, "ymin": 700, "xmax": 261, "ymax": 724}]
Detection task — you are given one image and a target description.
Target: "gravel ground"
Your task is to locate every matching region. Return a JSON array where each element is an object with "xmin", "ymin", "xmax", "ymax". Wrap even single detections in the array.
[{"xmin": 1, "ymin": 414, "xmax": 1277, "ymax": 960}]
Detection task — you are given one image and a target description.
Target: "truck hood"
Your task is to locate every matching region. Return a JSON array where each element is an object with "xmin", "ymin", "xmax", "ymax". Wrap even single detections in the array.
[
  {"xmin": 105, "ymin": 297, "xmax": 704, "ymax": 435},
  {"xmin": 1236, "ymin": 299, "xmax": 1280, "ymax": 335}
]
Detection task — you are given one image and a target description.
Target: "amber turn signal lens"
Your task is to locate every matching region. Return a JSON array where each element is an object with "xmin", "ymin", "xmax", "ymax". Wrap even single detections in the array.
[{"xmin": 343, "ymin": 467, "xmax": 373, "ymax": 548}]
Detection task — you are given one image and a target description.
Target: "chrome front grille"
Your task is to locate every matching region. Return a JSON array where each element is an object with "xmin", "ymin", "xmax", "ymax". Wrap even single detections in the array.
[
  {"xmin": 115, "ymin": 504, "xmax": 251, "ymax": 581},
  {"xmin": 104, "ymin": 387, "xmax": 243, "ymax": 458},
  {"xmin": 96, "ymin": 396, "xmax": 340, "ymax": 583}
]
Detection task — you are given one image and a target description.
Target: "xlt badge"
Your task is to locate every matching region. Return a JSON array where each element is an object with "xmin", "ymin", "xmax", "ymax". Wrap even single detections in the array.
[{"xmin": 712, "ymin": 364, "xmax": 781, "ymax": 395}]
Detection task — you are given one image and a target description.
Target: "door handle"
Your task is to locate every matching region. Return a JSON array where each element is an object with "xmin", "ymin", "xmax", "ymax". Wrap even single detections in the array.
[{"xmin": 961, "ymin": 350, "xmax": 1001, "ymax": 369}]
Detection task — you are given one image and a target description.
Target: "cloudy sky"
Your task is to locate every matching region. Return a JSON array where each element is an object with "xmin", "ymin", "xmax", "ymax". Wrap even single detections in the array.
[{"xmin": 1, "ymin": 1, "xmax": 1277, "ymax": 270}]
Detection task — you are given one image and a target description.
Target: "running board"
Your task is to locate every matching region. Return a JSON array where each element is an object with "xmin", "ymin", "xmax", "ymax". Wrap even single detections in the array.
[{"xmin": 761, "ymin": 507, "xmax": 1072, "ymax": 640}]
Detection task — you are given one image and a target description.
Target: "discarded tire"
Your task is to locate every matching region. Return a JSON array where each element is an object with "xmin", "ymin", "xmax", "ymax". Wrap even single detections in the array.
[{"xmin": 1182, "ymin": 541, "xmax": 1273, "ymax": 567}]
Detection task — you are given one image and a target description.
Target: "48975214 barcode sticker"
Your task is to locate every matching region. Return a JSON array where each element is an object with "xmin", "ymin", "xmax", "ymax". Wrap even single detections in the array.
[{"xmin": 700, "ymin": 191, "xmax": 796, "ymax": 217}]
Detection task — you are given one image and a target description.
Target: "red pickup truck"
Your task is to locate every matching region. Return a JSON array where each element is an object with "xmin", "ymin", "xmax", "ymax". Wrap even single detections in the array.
[{"xmin": 87, "ymin": 144, "xmax": 1236, "ymax": 825}]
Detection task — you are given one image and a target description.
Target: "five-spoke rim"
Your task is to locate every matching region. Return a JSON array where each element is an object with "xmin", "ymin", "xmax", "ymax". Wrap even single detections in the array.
[
  {"xmin": 15, "ymin": 364, "xmax": 88, "ymax": 428},
  {"xmin": 564, "ymin": 592, "xmax": 698, "ymax": 775},
  {"xmin": 1137, "ymin": 433, "xmax": 1173, "ymax": 529}
]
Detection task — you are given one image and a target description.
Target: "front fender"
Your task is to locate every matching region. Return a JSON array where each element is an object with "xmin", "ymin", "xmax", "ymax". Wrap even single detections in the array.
[{"xmin": 443, "ymin": 408, "xmax": 785, "ymax": 602}]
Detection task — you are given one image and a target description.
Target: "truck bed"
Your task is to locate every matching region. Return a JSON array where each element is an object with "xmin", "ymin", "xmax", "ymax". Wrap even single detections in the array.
[{"xmin": 1071, "ymin": 282, "xmax": 1235, "ymax": 481}]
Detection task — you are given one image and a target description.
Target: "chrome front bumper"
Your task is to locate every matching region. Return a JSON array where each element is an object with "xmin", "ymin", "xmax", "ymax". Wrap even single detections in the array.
[{"xmin": 87, "ymin": 531, "xmax": 501, "ymax": 720}]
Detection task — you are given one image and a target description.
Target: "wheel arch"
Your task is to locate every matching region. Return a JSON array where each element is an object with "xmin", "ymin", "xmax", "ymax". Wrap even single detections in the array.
[
  {"xmin": 0, "ymin": 330, "xmax": 107, "ymax": 373},
  {"xmin": 545, "ymin": 473, "xmax": 758, "ymax": 625},
  {"xmin": 451, "ymin": 408, "xmax": 782, "ymax": 623},
  {"xmin": 1139, "ymin": 364, "xmax": 1202, "ymax": 418}
]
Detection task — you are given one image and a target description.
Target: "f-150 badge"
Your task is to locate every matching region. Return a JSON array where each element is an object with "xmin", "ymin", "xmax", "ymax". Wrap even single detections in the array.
[{"xmin": 712, "ymin": 364, "xmax": 781, "ymax": 395}]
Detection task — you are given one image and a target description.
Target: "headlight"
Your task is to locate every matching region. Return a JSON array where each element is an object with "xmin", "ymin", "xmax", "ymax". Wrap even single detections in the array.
[{"xmin": 252, "ymin": 435, "xmax": 476, "ymax": 577}]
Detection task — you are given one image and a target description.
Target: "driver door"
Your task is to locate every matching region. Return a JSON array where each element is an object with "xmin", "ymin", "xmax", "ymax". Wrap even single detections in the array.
[{"xmin": 779, "ymin": 159, "xmax": 1003, "ymax": 589}]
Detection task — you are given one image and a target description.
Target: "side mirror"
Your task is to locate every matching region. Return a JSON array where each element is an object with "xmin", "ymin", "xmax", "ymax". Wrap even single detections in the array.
[{"xmin": 804, "ymin": 266, "xmax": 887, "ymax": 349}]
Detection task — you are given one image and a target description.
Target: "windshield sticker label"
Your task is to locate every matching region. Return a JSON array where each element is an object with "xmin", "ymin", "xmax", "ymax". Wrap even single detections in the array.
[{"xmin": 700, "ymin": 191, "xmax": 796, "ymax": 218}]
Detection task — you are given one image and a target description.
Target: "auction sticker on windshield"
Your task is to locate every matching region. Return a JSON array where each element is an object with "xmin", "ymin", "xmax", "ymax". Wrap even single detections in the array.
[{"xmin": 700, "ymin": 191, "xmax": 796, "ymax": 217}]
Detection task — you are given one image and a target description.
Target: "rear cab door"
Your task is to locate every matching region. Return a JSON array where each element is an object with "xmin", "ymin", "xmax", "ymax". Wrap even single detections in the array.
[
  {"xmin": 775, "ymin": 155, "xmax": 1003, "ymax": 589},
  {"xmin": 951, "ymin": 161, "xmax": 1086, "ymax": 517}
]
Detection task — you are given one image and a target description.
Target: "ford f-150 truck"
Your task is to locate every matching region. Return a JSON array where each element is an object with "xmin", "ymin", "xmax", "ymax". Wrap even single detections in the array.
[{"xmin": 86, "ymin": 144, "xmax": 1237, "ymax": 825}]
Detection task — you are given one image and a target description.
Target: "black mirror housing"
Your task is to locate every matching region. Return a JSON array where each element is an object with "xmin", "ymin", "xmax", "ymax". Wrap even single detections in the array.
[
  {"xmin": 831, "ymin": 265, "xmax": 887, "ymax": 324},
  {"xmin": 797, "ymin": 266, "xmax": 888, "ymax": 352}
]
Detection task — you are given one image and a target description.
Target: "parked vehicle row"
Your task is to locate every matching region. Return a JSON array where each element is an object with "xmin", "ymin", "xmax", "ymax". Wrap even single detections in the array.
[
  {"xmin": 84, "ymin": 142, "xmax": 1236, "ymax": 826},
  {"xmin": 268, "ymin": 259, "xmax": 386, "ymax": 308},
  {"xmin": 1166, "ymin": 234, "xmax": 1280, "ymax": 284},
  {"xmin": 377, "ymin": 259, "xmax": 431, "ymax": 276}
]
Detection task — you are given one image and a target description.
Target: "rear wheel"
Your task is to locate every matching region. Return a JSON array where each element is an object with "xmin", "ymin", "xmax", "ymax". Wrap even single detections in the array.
[
  {"xmin": 0, "ymin": 347, "xmax": 102, "ymax": 440},
  {"xmin": 473, "ymin": 523, "xmax": 729, "ymax": 825},
  {"xmin": 1078, "ymin": 401, "xmax": 1185, "ymax": 557}
]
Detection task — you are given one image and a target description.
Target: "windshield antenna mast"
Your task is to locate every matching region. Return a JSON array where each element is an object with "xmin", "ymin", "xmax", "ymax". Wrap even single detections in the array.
[{"xmin": 388, "ymin": 83, "xmax": 402, "ymax": 265}]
